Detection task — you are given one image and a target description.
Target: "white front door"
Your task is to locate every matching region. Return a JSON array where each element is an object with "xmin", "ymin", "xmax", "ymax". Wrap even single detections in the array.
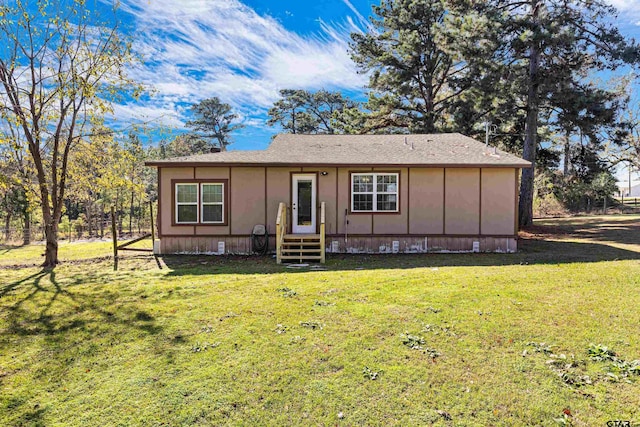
[{"xmin": 292, "ymin": 174, "xmax": 316, "ymax": 234}]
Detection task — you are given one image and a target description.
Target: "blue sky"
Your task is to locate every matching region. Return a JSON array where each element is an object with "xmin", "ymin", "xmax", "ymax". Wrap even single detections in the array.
[{"xmin": 106, "ymin": 0, "xmax": 640, "ymax": 178}]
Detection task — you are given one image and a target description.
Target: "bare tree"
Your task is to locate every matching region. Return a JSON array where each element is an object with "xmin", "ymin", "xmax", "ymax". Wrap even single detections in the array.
[{"xmin": 0, "ymin": 0, "xmax": 142, "ymax": 265}]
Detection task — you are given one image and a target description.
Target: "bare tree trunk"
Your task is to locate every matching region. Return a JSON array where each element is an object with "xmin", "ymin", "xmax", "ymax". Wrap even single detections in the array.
[
  {"xmin": 22, "ymin": 210, "xmax": 30, "ymax": 245},
  {"xmin": 86, "ymin": 203, "xmax": 91, "ymax": 238},
  {"xmin": 129, "ymin": 190, "xmax": 134, "ymax": 236},
  {"xmin": 563, "ymin": 129, "xmax": 570, "ymax": 176},
  {"xmin": 100, "ymin": 202, "xmax": 105, "ymax": 238},
  {"xmin": 518, "ymin": 1, "xmax": 540, "ymax": 229},
  {"xmin": 116, "ymin": 191, "xmax": 123, "ymax": 236},
  {"xmin": 4, "ymin": 212, "xmax": 11, "ymax": 242},
  {"xmin": 43, "ymin": 215, "xmax": 59, "ymax": 266},
  {"xmin": 137, "ymin": 198, "xmax": 141, "ymax": 234}
]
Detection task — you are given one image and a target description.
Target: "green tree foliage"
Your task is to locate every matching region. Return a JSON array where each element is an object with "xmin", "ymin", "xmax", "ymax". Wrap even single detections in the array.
[
  {"xmin": 481, "ymin": 0, "xmax": 640, "ymax": 226},
  {"xmin": 547, "ymin": 80, "xmax": 626, "ymax": 176},
  {"xmin": 612, "ymin": 97, "xmax": 640, "ymax": 172},
  {"xmin": 0, "ymin": 0, "xmax": 142, "ymax": 265},
  {"xmin": 0, "ymin": 128, "xmax": 34, "ymax": 244},
  {"xmin": 349, "ymin": 0, "xmax": 500, "ymax": 133},
  {"xmin": 351, "ymin": 0, "xmax": 639, "ymax": 225},
  {"xmin": 267, "ymin": 89, "xmax": 360, "ymax": 134},
  {"xmin": 185, "ymin": 97, "xmax": 244, "ymax": 151},
  {"xmin": 64, "ymin": 128, "xmax": 149, "ymax": 238}
]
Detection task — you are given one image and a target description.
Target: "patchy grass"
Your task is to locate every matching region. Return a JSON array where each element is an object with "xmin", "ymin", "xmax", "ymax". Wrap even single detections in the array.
[
  {"xmin": 1, "ymin": 216, "xmax": 639, "ymax": 426},
  {"xmin": 0, "ymin": 238, "xmax": 153, "ymax": 267}
]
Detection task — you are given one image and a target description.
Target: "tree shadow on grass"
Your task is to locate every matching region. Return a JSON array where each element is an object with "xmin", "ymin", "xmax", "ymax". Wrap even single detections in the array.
[
  {"xmin": 0, "ymin": 267, "xmax": 164, "ymax": 424},
  {"xmin": 159, "ymin": 237, "xmax": 640, "ymax": 277},
  {"xmin": 0, "ymin": 243, "xmax": 26, "ymax": 254},
  {"xmin": 1, "ymin": 268, "xmax": 163, "ymax": 338},
  {"xmin": 529, "ymin": 215, "xmax": 640, "ymax": 247}
]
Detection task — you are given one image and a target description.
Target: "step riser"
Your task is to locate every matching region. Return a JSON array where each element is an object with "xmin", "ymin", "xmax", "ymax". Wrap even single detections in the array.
[{"xmin": 279, "ymin": 233, "xmax": 324, "ymax": 263}]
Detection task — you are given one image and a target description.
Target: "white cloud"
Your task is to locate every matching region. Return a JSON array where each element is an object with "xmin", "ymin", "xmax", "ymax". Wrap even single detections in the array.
[
  {"xmin": 604, "ymin": 0, "xmax": 640, "ymax": 22},
  {"xmin": 108, "ymin": 103, "xmax": 185, "ymax": 129},
  {"xmin": 341, "ymin": 0, "xmax": 373, "ymax": 31},
  {"xmin": 605, "ymin": 0, "xmax": 640, "ymax": 11},
  {"xmin": 111, "ymin": 0, "xmax": 367, "ymax": 133}
]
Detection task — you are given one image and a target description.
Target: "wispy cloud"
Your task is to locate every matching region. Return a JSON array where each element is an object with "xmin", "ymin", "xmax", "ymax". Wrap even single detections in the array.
[
  {"xmin": 341, "ymin": 0, "xmax": 373, "ymax": 31},
  {"xmin": 114, "ymin": 0, "xmax": 367, "ymax": 134},
  {"xmin": 605, "ymin": 0, "xmax": 640, "ymax": 11},
  {"xmin": 605, "ymin": 0, "xmax": 640, "ymax": 22}
]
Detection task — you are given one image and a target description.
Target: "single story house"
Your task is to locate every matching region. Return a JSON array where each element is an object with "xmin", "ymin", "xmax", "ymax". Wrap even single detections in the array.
[{"xmin": 146, "ymin": 133, "xmax": 531, "ymax": 262}]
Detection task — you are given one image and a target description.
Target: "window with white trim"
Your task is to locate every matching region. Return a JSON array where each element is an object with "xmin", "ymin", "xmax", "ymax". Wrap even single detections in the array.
[
  {"xmin": 174, "ymin": 181, "xmax": 226, "ymax": 224},
  {"xmin": 201, "ymin": 183, "xmax": 224, "ymax": 223},
  {"xmin": 351, "ymin": 173, "xmax": 398, "ymax": 212},
  {"xmin": 176, "ymin": 183, "xmax": 199, "ymax": 223}
]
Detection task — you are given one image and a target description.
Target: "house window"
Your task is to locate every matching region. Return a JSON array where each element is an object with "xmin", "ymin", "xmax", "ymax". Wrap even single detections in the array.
[
  {"xmin": 176, "ymin": 183, "xmax": 198, "ymax": 223},
  {"xmin": 351, "ymin": 173, "xmax": 398, "ymax": 212},
  {"xmin": 201, "ymin": 183, "xmax": 224, "ymax": 223},
  {"xmin": 174, "ymin": 181, "xmax": 226, "ymax": 224}
]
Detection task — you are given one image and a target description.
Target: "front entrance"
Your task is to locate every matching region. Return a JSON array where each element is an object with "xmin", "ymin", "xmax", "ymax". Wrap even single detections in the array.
[{"xmin": 291, "ymin": 174, "xmax": 316, "ymax": 234}]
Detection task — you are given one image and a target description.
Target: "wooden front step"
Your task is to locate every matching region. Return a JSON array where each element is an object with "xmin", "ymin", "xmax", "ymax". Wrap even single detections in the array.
[
  {"xmin": 283, "ymin": 234, "xmax": 320, "ymax": 240},
  {"xmin": 280, "ymin": 255, "xmax": 322, "ymax": 261},
  {"xmin": 282, "ymin": 242, "xmax": 320, "ymax": 246},
  {"xmin": 281, "ymin": 233, "xmax": 323, "ymax": 262}
]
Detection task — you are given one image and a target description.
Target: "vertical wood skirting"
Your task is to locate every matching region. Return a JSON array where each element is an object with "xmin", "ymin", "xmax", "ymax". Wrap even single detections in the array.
[{"xmin": 161, "ymin": 234, "xmax": 518, "ymax": 255}]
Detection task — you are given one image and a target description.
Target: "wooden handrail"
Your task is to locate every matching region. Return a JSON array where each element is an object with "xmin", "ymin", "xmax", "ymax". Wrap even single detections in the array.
[{"xmin": 276, "ymin": 202, "xmax": 287, "ymax": 264}]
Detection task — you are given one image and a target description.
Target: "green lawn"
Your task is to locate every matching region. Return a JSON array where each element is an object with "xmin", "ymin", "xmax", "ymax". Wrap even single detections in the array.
[{"xmin": 1, "ymin": 216, "xmax": 639, "ymax": 426}]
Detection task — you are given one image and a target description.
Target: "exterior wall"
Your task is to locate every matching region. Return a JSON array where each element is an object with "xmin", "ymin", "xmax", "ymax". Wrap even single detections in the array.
[
  {"xmin": 157, "ymin": 165, "xmax": 520, "ymax": 255},
  {"xmin": 230, "ymin": 167, "xmax": 266, "ymax": 235},
  {"xmin": 266, "ymin": 167, "xmax": 299, "ymax": 235},
  {"xmin": 481, "ymin": 168, "xmax": 517, "ymax": 235},
  {"xmin": 337, "ymin": 167, "xmax": 371, "ymax": 234},
  {"xmin": 445, "ymin": 168, "xmax": 480, "ymax": 235},
  {"xmin": 409, "ymin": 168, "xmax": 444, "ymax": 234},
  {"xmin": 158, "ymin": 167, "xmax": 200, "ymax": 237}
]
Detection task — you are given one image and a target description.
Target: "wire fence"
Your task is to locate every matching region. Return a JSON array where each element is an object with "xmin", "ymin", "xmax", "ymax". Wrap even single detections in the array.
[{"xmin": 0, "ymin": 222, "xmax": 155, "ymax": 245}]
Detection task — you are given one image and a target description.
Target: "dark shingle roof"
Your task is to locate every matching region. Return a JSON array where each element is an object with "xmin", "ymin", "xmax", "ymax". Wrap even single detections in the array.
[{"xmin": 146, "ymin": 133, "xmax": 531, "ymax": 168}]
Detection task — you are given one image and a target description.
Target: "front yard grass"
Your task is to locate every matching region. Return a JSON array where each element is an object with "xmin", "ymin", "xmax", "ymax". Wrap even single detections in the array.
[{"xmin": 1, "ymin": 215, "xmax": 639, "ymax": 426}]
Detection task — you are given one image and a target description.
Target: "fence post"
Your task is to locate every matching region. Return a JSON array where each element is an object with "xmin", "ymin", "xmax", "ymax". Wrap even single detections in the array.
[{"xmin": 111, "ymin": 206, "xmax": 118, "ymax": 271}]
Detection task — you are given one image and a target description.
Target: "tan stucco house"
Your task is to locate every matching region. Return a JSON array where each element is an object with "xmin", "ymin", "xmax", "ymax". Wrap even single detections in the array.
[{"xmin": 146, "ymin": 133, "xmax": 531, "ymax": 262}]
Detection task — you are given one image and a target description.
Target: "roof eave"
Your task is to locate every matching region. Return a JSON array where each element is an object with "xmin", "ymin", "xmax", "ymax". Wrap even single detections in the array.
[{"xmin": 145, "ymin": 161, "xmax": 532, "ymax": 168}]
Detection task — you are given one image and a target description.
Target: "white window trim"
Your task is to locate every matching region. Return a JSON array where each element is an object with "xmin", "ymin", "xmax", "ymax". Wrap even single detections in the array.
[
  {"xmin": 201, "ymin": 183, "xmax": 225, "ymax": 224},
  {"xmin": 175, "ymin": 183, "xmax": 199, "ymax": 224},
  {"xmin": 351, "ymin": 172, "xmax": 399, "ymax": 213}
]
